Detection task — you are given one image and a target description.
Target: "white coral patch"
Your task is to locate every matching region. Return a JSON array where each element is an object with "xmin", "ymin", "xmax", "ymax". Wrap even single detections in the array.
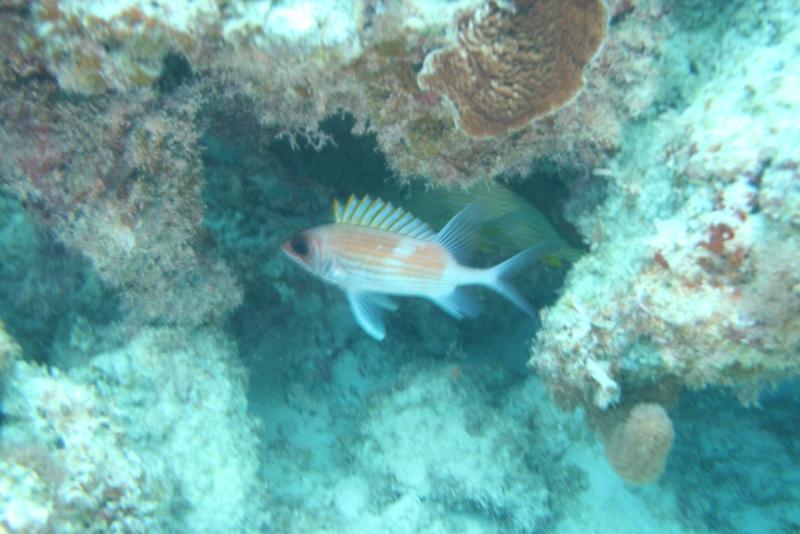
[{"xmin": 223, "ymin": 0, "xmax": 362, "ymax": 57}]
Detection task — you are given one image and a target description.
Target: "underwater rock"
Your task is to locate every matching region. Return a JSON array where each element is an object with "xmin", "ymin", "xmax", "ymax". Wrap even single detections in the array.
[
  {"xmin": 1, "ymin": 361, "xmax": 163, "ymax": 533},
  {"xmin": 0, "ymin": 87, "xmax": 241, "ymax": 328},
  {"xmin": 0, "ymin": 328, "xmax": 265, "ymax": 533},
  {"xmin": 0, "ymin": 321, "xmax": 20, "ymax": 377},
  {"xmin": 530, "ymin": 0, "xmax": 800, "ymax": 408},
  {"xmin": 16, "ymin": 0, "xmax": 665, "ymax": 185}
]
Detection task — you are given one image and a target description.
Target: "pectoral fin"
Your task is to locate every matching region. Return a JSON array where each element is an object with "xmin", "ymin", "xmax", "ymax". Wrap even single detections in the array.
[{"xmin": 346, "ymin": 291, "xmax": 397, "ymax": 341}]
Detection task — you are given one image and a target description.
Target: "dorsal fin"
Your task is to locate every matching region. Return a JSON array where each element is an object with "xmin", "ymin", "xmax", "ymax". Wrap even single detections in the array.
[
  {"xmin": 434, "ymin": 199, "xmax": 484, "ymax": 263},
  {"xmin": 333, "ymin": 195, "xmax": 436, "ymax": 240}
]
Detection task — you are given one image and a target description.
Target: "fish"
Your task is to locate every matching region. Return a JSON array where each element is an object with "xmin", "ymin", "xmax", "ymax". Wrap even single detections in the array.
[
  {"xmin": 378, "ymin": 180, "xmax": 582, "ymax": 265},
  {"xmin": 281, "ymin": 195, "xmax": 555, "ymax": 340}
]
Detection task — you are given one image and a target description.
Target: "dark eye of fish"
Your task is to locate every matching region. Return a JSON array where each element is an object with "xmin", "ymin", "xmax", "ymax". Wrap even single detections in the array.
[{"xmin": 290, "ymin": 235, "xmax": 309, "ymax": 256}]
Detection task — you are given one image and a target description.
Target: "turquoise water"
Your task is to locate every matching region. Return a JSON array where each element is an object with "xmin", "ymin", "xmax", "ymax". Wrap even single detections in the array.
[{"xmin": 1, "ymin": 0, "xmax": 799, "ymax": 532}]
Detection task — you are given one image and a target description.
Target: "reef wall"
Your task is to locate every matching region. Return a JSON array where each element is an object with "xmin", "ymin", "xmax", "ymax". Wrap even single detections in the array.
[
  {"xmin": 7, "ymin": 0, "xmax": 666, "ymax": 186},
  {"xmin": 530, "ymin": 0, "xmax": 800, "ymax": 411}
]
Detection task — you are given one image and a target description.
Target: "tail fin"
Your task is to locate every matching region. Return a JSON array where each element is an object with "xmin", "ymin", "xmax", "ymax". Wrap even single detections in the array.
[{"xmin": 484, "ymin": 243, "xmax": 557, "ymax": 317}]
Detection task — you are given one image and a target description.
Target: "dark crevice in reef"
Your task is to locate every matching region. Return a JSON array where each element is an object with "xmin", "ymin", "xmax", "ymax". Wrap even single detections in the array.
[
  {"xmin": 201, "ymin": 111, "xmax": 572, "ymax": 367},
  {"xmin": 266, "ymin": 113, "xmax": 394, "ymax": 201},
  {"xmin": 156, "ymin": 53, "xmax": 194, "ymax": 94},
  {"xmin": 505, "ymin": 164, "xmax": 595, "ymax": 253}
]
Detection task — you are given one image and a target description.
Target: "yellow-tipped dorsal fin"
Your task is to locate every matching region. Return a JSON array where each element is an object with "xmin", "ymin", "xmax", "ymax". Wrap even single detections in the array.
[{"xmin": 333, "ymin": 195, "xmax": 436, "ymax": 240}]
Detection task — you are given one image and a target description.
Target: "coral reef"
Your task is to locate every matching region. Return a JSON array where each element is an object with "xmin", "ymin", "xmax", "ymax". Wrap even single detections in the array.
[
  {"xmin": 0, "ymin": 87, "xmax": 241, "ymax": 327},
  {"xmin": 0, "ymin": 0, "xmax": 798, "ymax": 531},
  {"xmin": 0, "ymin": 328, "xmax": 265, "ymax": 533},
  {"xmin": 0, "ymin": 190, "xmax": 121, "ymax": 364},
  {"xmin": 9, "ymin": 0, "xmax": 667, "ymax": 188},
  {"xmin": 254, "ymin": 329, "xmax": 589, "ymax": 533},
  {"xmin": 530, "ymin": 0, "xmax": 800, "ymax": 408},
  {"xmin": 76, "ymin": 328, "xmax": 267, "ymax": 532},
  {"xmin": 31, "ymin": 0, "xmax": 218, "ymax": 94},
  {"xmin": 386, "ymin": 0, "xmax": 664, "ymax": 183},
  {"xmin": 360, "ymin": 368, "xmax": 563, "ymax": 532},
  {"xmin": 371, "ymin": 0, "xmax": 665, "ymax": 184},
  {"xmin": 0, "ymin": 0, "xmax": 665, "ymax": 340},
  {"xmin": 1, "ymin": 361, "xmax": 163, "ymax": 532},
  {"xmin": 417, "ymin": 0, "xmax": 608, "ymax": 137}
]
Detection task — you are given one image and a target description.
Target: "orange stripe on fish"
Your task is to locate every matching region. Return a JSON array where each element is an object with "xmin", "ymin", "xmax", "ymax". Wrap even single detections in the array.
[
  {"xmin": 394, "ymin": 242, "xmax": 447, "ymax": 279},
  {"xmin": 282, "ymin": 195, "xmax": 556, "ymax": 340}
]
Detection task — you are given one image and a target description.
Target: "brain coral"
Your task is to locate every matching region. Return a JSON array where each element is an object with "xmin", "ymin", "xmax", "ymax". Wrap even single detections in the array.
[
  {"xmin": 604, "ymin": 403, "xmax": 674, "ymax": 485},
  {"xmin": 417, "ymin": 0, "xmax": 608, "ymax": 137}
]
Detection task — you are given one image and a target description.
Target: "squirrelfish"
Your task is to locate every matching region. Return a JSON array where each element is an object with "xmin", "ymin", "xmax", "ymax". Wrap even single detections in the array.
[{"xmin": 281, "ymin": 195, "xmax": 554, "ymax": 340}]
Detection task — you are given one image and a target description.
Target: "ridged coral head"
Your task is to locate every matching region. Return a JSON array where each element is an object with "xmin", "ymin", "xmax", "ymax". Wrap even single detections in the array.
[{"xmin": 418, "ymin": 0, "xmax": 608, "ymax": 137}]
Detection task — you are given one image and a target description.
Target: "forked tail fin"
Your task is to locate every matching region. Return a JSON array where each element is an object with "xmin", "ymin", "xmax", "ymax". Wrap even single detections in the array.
[{"xmin": 484, "ymin": 243, "xmax": 558, "ymax": 317}]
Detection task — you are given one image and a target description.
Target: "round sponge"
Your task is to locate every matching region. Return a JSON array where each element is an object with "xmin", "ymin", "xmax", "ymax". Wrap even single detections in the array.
[{"xmin": 605, "ymin": 403, "xmax": 675, "ymax": 485}]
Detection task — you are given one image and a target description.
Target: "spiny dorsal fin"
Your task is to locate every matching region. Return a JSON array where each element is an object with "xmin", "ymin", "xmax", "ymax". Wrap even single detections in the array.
[{"xmin": 333, "ymin": 194, "xmax": 436, "ymax": 240}]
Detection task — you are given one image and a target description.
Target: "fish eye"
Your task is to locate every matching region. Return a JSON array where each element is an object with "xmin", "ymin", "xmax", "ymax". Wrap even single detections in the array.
[{"xmin": 290, "ymin": 234, "xmax": 309, "ymax": 256}]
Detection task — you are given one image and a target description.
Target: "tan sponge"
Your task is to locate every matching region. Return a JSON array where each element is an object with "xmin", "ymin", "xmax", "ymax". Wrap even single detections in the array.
[{"xmin": 605, "ymin": 403, "xmax": 675, "ymax": 485}]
